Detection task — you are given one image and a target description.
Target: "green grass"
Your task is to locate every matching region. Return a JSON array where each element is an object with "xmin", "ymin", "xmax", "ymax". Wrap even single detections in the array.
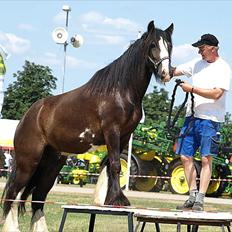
[{"xmin": 0, "ymin": 190, "xmax": 231, "ymax": 232}]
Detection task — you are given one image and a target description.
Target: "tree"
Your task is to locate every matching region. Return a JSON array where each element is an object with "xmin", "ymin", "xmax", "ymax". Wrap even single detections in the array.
[
  {"xmin": 2, "ymin": 60, "xmax": 57, "ymax": 119},
  {"xmin": 221, "ymin": 112, "xmax": 232, "ymax": 147},
  {"xmin": 142, "ymin": 86, "xmax": 171, "ymax": 126}
]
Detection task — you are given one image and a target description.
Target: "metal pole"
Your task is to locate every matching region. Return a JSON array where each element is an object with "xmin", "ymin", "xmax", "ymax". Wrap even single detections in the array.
[
  {"xmin": 61, "ymin": 10, "xmax": 70, "ymax": 94},
  {"xmin": 62, "ymin": 42, "xmax": 67, "ymax": 93},
  {"xmin": 125, "ymin": 133, "xmax": 133, "ymax": 191}
]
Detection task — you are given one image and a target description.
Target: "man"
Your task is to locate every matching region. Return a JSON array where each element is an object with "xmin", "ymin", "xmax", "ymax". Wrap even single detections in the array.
[{"xmin": 172, "ymin": 34, "xmax": 231, "ymax": 211}]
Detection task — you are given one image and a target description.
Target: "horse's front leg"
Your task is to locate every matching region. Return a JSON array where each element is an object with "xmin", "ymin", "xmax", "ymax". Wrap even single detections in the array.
[{"xmin": 103, "ymin": 128, "xmax": 130, "ymax": 206}]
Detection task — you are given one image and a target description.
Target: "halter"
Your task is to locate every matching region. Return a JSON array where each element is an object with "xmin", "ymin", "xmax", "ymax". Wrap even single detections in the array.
[{"xmin": 148, "ymin": 55, "xmax": 170, "ymax": 70}]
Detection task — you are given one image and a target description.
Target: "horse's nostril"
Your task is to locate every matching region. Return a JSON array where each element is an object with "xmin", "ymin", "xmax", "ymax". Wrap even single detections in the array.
[{"xmin": 162, "ymin": 70, "xmax": 168, "ymax": 76}]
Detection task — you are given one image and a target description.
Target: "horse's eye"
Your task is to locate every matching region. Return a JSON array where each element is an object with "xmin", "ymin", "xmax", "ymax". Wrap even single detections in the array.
[{"xmin": 151, "ymin": 42, "xmax": 157, "ymax": 48}]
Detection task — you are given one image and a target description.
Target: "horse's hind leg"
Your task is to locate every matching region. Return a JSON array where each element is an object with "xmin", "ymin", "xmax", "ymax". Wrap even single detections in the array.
[
  {"xmin": 30, "ymin": 148, "xmax": 66, "ymax": 232},
  {"xmin": 2, "ymin": 160, "xmax": 40, "ymax": 232},
  {"xmin": 2, "ymin": 182, "xmax": 25, "ymax": 232},
  {"xmin": 2, "ymin": 144, "xmax": 46, "ymax": 232}
]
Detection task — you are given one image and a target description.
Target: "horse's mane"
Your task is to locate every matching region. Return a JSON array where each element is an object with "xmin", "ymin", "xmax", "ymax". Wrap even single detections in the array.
[{"xmin": 84, "ymin": 30, "xmax": 156, "ymax": 96}]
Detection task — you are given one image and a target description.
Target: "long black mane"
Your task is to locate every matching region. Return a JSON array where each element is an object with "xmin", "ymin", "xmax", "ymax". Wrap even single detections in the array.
[{"xmin": 83, "ymin": 29, "xmax": 164, "ymax": 96}]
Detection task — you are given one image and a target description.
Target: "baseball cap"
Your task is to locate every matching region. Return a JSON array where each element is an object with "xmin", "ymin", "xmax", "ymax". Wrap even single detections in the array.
[{"xmin": 192, "ymin": 34, "xmax": 219, "ymax": 47}]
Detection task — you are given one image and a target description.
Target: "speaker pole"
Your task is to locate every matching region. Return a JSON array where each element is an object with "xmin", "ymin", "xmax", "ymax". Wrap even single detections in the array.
[
  {"xmin": 62, "ymin": 5, "xmax": 71, "ymax": 93},
  {"xmin": 53, "ymin": 6, "xmax": 83, "ymax": 93}
]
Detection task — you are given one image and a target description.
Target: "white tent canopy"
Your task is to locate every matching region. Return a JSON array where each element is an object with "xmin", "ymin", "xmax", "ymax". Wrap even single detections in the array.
[{"xmin": 0, "ymin": 119, "xmax": 19, "ymax": 150}]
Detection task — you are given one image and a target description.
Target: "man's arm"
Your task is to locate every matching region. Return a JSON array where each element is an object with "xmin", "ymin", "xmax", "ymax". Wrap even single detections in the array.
[
  {"xmin": 172, "ymin": 68, "xmax": 184, "ymax": 77},
  {"xmin": 180, "ymin": 82, "xmax": 224, "ymax": 100}
]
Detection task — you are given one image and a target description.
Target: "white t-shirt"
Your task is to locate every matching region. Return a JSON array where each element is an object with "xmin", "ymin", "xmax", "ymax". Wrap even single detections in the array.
[{"xmin": 176, "ymin": 57, "xmax": 231, "ymax": 122}]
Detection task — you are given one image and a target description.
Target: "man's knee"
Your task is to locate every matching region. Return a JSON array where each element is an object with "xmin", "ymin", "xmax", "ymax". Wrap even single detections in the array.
[
  {"xmin": 201, "ymin": 156, "xmax": 212, "ymax": 167},
  {"xmin": 180, "ymin": 155, "xmax": 193, "ymax": 166}
]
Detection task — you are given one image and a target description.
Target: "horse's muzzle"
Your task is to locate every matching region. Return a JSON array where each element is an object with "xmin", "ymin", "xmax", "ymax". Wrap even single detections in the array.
[{"xmin": 161, "ymin": 70, "xmax": 172, "ymax": 83}]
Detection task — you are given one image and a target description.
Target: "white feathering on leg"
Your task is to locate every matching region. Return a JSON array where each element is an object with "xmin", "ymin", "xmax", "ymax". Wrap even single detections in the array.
[
  {"xmin": 93, "ymin": 166, "xmax": 108, "ymax": 205},
  {"xmin": 30, "ymin": 209, "xmax": 49, "ymax": 232},
  {"xmin": 2, "ymin": 189, "xmax": 24, "ymax": 232}
]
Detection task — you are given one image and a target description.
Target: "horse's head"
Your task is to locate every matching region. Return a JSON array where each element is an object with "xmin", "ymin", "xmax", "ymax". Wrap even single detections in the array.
[{"xmin": 145, "ymin": 21, "xmax": 174, "ymax": 83}]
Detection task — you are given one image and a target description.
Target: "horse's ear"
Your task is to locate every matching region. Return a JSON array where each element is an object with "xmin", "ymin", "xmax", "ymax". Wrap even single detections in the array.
[
  {"xmin": 147, "ymin": 20, "xmax": 155, "ymax": 33},
  {"xmin": 165, "ymin": 23, "xmax": 174, "ymax": 35}
]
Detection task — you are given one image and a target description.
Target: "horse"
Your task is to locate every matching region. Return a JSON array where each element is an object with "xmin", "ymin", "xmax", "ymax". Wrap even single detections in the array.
[{"xmin": 1, "ymin": 20, "xmax": 173, "ymax": 232}]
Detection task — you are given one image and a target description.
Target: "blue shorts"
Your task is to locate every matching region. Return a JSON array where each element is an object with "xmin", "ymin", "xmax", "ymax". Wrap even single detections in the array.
[{"xmin": 176, "ymin": 117, "xmax": 221, "ymax": 157}]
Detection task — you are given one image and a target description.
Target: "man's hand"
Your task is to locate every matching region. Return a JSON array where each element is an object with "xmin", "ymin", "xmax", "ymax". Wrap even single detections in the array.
[{"xmin": 180, "ymin": 81, "xmax": 193, "ymax": 92}]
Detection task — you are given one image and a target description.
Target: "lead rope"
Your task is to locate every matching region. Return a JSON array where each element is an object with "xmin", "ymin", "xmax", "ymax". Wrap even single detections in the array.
[{"xmin": 166, "ymin": 79, "xmax": 195, "ymax": 139}]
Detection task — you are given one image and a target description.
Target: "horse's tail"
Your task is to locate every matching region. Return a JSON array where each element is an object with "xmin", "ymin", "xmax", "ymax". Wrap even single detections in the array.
[{"xmin": 1, "ymin": 161, "xmax": 16, "ymax": 217}]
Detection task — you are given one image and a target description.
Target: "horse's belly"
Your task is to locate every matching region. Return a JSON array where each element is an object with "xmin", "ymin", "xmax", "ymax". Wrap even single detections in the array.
[
  {"xmin": 61, "ymin": 144, "xmax": 103, "ymax": 156},
  {"xmin": 48, "ymin": 128, "xmax": 104, "ymax": 154}
]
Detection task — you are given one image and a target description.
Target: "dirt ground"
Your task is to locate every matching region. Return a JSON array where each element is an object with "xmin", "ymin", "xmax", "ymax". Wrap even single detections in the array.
[{"xmin": 0, "ymin": 179, "xmax": 231, "ymax": 206}]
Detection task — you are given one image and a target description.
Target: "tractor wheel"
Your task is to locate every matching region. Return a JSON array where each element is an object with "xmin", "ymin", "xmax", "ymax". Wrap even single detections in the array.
[
  {"xmin": 119, "ymin": 153, "xmax": 138, "ymax": 189},
  {"xmin": 152, "ymin": 158, "xmax": 165, "ymax": 192},
  {"xmin": 206, "ymin": 165, "xmax": 228, "ymax": 197},
  {"xmin": 133, "ymin": 158, "xmax": 164, "ymax": 192},
  {"xmin": 72, "ymin": 178, "xmax": 80, "ymax": 185},
  {"xmin": 168, "ymin": 159, "xmax": 189, "ymax": 195}
]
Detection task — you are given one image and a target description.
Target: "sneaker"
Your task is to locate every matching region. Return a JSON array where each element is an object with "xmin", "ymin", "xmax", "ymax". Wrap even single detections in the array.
[
  {"xmin": 176, "ymin": 200, "xmax": 195, "ymax": 210},
  {"xmin": 192, "ymin": 202, "xmax": 204, "ymax": 211}
]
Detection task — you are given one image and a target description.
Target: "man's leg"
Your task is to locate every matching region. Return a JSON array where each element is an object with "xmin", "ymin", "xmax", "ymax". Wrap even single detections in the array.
[
  {"xmin": 176, "ymin": 155, "xmax": 198, "ymax": 210},
  {"xmin": 181, "ymin": 156, "xmax": 197, "ymax": 191},
  {"xmin": 193, "ymin": 155, "xmax": 212, "ymax": 211}
]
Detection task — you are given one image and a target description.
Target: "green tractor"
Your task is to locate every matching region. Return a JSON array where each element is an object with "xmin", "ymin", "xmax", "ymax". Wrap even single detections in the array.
[
  {"xmin": 130, "ymin": 123, "xmax": 232, "ymax": 197},
  {"xmin": 57, "ymin": 158, "xmax": 89, "ymax": 186}
]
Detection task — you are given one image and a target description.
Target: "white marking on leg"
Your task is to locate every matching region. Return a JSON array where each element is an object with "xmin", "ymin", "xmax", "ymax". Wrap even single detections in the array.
[
  {"xmin": 30, "ymin": 209, "xmax": 49, "ymax": 232},
  {"xmin": 79, "ymin": 128, "xmax": 91, "ymax": 138},
  {"xmin": 2, "ymin": 189, "xmax": 24, "ymax": 232},
  {"xmin": 93, "ymin": 166, "xmax": 108, "ymax": 205},
  {"xmin": 79, "ymin": 128, "xmax": 95, "ymax": 143}
]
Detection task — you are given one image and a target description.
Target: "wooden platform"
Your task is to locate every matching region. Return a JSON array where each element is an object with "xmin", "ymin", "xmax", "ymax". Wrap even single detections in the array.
[
  {"xmin": 134, "ymin": 209, "xmax": 232, "ymax": 232},
  {"xmin": 58, "ymin": 204, "xmax": 135, "ymax": 232},
  {"xmin": 58, "ymin": 204, "xmax": 232, "ymax": 232}
]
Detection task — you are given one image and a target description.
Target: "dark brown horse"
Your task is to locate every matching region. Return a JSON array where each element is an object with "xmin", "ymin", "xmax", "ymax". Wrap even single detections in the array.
[{"xmin": 1, "ymin": 21, "xmax": 173, "ymax": 231}]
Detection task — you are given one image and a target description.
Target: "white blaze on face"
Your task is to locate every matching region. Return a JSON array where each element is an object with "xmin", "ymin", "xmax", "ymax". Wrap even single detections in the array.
[{"xmin": 158, "ymin": 36, "xmax": 169, "ymax": 74}]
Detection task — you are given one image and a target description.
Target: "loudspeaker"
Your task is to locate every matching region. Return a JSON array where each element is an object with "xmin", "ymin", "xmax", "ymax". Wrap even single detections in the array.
[
  {"xmin": 52, "ymin": 27, "xmax": 68, "ymax": 44},
  {"xmin": 70, "ymin": 34, "xmax": 84, "ymax": 48}
]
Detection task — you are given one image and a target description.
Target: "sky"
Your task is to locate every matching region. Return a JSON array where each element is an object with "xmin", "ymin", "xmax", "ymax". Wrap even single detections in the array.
[{"xmin": 0, "ymin": 0, "xmax": 232, "ymax": 115}]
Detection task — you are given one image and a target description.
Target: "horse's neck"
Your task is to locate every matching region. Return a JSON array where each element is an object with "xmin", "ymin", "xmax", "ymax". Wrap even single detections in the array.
[
  {"xmin": 122, "ymin": 43, "xmax": 152, "ymax": 103},
  {"xmin": 125, "ymin": 67, "xmax": 152, "ymax": 104}
]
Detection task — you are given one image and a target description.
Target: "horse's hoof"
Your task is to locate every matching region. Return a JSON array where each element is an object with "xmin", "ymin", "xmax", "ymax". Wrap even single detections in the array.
[{"xmin": 105, "ymin": 193, "xmax": 130, "ymax": 206}]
